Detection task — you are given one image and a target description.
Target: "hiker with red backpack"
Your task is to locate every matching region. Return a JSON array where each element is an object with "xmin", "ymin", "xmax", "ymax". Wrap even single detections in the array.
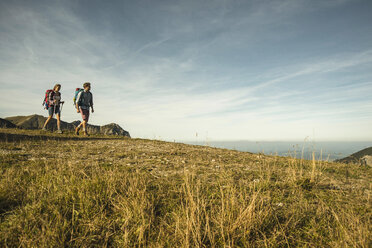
[
  {"xmin": 75, "ymin": 82, "xmax": 94, "ymax": 136},
  {"xmin": 42, "ymin": 84, "xmax": 64, "ymax": 133}
]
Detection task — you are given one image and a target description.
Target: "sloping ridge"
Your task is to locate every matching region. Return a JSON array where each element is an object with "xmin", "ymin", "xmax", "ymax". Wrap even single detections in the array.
[
  {"xmin": 6, "ymin": 115, "xmax": 66, "ymax": 130},
  {"xmin": 335, "ymin": 147, "xmax": 372, "ymax": 165},
  {"xmin": 4, "ymin": 115, "xmax": 130, "ymax": 137},
  {"xmin": 0, "ymin": 118, "xmax": 17, "ymax": 128}
]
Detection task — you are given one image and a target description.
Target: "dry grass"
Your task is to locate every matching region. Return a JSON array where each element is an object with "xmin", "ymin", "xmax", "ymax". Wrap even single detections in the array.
[{"xmin": 0, "ymin": 129, "xmax": 371, "ymax": 247}]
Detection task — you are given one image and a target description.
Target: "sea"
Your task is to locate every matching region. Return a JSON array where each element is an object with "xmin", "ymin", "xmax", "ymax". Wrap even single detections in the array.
[{"xmin": 182, "ymin": 140, "xmax": 372, "ymax": 161}]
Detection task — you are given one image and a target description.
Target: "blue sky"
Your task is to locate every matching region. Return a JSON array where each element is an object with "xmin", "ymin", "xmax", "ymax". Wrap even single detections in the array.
[{"xmin": 0, "ymin": 0, "xmax": 371, "ymax": 141}]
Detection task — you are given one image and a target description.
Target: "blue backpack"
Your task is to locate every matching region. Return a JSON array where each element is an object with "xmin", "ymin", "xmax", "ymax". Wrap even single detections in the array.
[{"xmin": 73, "ymin": 88, "xmax": 84, "ymax": 108}]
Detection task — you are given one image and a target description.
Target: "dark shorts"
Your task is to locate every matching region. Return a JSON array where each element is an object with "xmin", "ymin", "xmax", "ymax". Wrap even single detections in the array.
[
  {"xmin": 48, "ymin": 105, "xmax": 60, "ymax": 116},
  {"xmin": 80, "ymin": 108, "xmax": 90, "ymax": 122}
]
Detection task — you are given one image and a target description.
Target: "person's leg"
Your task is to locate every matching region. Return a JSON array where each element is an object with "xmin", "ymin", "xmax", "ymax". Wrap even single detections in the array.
[
  {"xmin": 56, "ymin": 113, "xmax": 62, "ymax": 133},
  {"xmin": 55, "ymin": 106, "xmax": 61, "ymax": 129},
  {"xmin": 83, "ymin": 110, "xmax": 90, "ymax": 135},
  {"xmin": 43, "ymin": 107, "xmax": 54, "ymax": 130},
  {"xmin": 75, "ymin": 123, "xmax": 81, "ymax": 135},
  {"xmin": 78, "ymin": 108, "xmax": 89, "ymax": 136},
  {"xmin": 42, "ymin": 116, "xmax": 52, "ymax": 129},
  {"xmin": 82, "ymin": 120, "xmax": 88, "ymax": 135},
  {"xmin": 75, "ymin": 108, "xmax": 83, "ymax": 135}
]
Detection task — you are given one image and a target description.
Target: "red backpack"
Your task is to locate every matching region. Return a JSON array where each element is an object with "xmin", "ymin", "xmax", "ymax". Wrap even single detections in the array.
[{"xmin": 42, "ymin": 89, "xmax": 53, "ymax": 110}]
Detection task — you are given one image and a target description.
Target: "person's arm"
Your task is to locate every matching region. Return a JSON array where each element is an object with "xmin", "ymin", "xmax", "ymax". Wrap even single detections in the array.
[
  {"xmin": 59, "ymin": 92, "xmax": 64, "ymax": 104},
  {"xmin": 90, "ymin": 93, "xmax": 94, "ymax": 113},
  {"xmin": 76, "ymin": 91, "xmax": 82, "ymax": 112},
  {"xmin": 56, "ymin": 92, "xmax": 63, "ymax": 105},
  {"xmin": 49, "ymin": 91, "xmax": 54, "ymax": 105}
]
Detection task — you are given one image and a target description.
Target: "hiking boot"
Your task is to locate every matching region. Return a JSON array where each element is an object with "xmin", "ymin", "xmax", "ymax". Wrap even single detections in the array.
[
  {"xmin": 57, "ymin": 129, "xmax": 63, "ymax": 134},
  {"xmin": 75, "ymin": 127, "xmax": 80, "ymax": 135},
  {"xmin": 42, "ymin": 127, "xmax": 47, "ymax": 131},
  {"xmin": 83, "ymin": 131, "xmax": 89, "ymax": 136}
]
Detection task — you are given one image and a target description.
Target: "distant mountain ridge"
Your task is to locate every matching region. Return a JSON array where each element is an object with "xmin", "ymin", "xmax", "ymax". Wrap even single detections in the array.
[
  {"xmin": 3, "ymin": 114, "xmax": 130, "ymax": 137},
  {"xmin": 335, "ymin": 147, "xmax": 372, "ymax": 166},
  {"xmin": 0, "ymin": 118, "xmax": 17, "ymax": 128}
]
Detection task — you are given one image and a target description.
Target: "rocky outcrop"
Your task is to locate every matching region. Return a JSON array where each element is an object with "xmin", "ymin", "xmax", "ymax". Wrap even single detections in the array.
[
  {"xmin": 360, "ymin": 155, "xmax": 372, "ymax": 166},
  {"xmin": 101, "ymin": 123, "xmax": 130, "ymax": 136},
  {"xmin": 335, "ymin": 147, "xmax": 372, "ymax": 166},
  {"xmin": 0, "ymin": 118, "xmax": 17, "ymax": 128},
  {"xmin": 4, "ymin": 115, "xmax": 130, "ymax": 137}
]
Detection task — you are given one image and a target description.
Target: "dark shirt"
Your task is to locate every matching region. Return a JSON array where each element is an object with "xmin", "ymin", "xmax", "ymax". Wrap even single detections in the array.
[
  {"xmin": 48, "ymin": 91, "xmax": 61, "ymax": 106},
  {"xmin": 76, "ymin": 90, "xmax": 93, "ymax": 110}
]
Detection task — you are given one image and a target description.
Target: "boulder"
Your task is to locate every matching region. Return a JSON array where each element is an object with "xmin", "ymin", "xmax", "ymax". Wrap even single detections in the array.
[{"xmin": 360, "ymin": 155, "xmax": 372, "ymax": 166}]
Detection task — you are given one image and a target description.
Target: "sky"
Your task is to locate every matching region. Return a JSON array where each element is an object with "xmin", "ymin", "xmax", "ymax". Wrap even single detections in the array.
[{"xmin": 0, "ymin": 0, "xmax": 372, "ymax": 141}]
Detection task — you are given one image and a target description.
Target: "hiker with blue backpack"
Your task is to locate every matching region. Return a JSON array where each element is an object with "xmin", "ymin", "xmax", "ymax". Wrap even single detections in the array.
[
  {"xmin": 42, "ymin": 84, "xmax": 64, "ymax": 133},
  {"xmin": 74, "ymin": 82, "xmax": 94, "ymax": 136}
]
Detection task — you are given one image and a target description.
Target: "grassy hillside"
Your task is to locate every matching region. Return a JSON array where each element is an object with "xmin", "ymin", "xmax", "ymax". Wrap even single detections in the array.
[
  {"xmin": 336, "ymin": 147, "xmax": 372, "ymax": 164},
  {"xmin": 0, "ymin": 128, "xmax": 371, "ymax": 247}
]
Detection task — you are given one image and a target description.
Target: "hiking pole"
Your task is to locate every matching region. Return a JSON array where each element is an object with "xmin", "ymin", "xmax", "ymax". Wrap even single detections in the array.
[{"xmin": 60, "ymin": 101, "xmax": 65, "ymax": 114}]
